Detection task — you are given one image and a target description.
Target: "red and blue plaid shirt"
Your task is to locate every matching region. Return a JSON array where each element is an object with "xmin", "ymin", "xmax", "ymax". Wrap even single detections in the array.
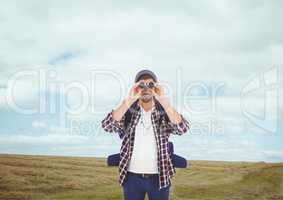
[{"xmin": 101, "ymin": 98, "xmax": 190, "ymax": 190}]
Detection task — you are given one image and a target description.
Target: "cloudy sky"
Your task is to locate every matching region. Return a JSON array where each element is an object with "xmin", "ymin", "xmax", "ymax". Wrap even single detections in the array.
[{"xmin": 0, "ymin": 0, "xmax": 282, "ymax": 162}]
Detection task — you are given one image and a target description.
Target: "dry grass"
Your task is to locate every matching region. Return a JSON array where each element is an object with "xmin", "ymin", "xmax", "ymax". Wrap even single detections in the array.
[{"xmin": 0, "ymin": 154, "xmax": 283, "ymax": 200}]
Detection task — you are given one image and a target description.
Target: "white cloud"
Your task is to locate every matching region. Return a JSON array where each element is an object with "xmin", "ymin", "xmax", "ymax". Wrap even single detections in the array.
[
  {"xmin": 0, "ymin": 133, "xmax": 88, "ymax": 146},
  {"xmin": 32, "ymin": 120, "xmax": 47, "ymax": 129},
  {"xmin": 262, "ymin": 150, "xmax": 283, "ymax": 159},
  {"xmin": 0, "ymin": 0, "xmax": 282, "ymax": 161}
]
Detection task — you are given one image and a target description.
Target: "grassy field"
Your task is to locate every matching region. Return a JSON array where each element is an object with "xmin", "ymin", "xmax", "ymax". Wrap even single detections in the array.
[{"xmin": 0, "ymin": 154, "xmax": 283, "ymax": 200}]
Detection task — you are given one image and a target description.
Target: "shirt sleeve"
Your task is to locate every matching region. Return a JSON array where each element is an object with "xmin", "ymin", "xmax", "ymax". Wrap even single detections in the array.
[
  {"xmin": 166, "ymin": 114, "xmax": 190, "ymax": 135},
  {"xmin": 101, "ymin": 109, "xmax": 126, "ymax": 139}
]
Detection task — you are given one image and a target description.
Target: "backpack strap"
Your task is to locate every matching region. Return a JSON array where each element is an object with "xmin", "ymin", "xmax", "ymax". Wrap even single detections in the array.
[
  {"xmin": 124, "ymin": 99, "xmax": 170, "ymax": 130},
  {"xmin": 124, "ymin": 99, "xmax": 139, "ymax": 131}
]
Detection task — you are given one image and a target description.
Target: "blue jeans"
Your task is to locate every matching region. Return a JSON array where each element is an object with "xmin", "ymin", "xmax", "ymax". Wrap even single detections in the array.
[{"xmin": 122, "ymin": 172, "xmax": 170, "ymax": 200}]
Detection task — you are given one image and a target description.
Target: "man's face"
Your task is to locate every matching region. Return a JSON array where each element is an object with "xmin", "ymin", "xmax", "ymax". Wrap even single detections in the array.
[{"xmin": 138, "ymin": 78, "xmax": 155, "ymax": 103}]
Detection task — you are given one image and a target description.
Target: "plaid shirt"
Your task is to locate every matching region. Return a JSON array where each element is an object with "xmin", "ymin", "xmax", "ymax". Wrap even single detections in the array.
[{"xmin": 101, "ymin": 98, "xmax": 190, "ymax": 190}]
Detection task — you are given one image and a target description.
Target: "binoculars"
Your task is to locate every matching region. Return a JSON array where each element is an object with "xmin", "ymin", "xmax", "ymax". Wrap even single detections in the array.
[{"xmin": 138, "ymin": 81, "xmax": 156, "ymax": 89}]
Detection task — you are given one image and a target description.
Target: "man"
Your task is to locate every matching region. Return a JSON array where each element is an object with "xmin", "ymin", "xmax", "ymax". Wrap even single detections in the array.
[{"xmin": 101, "ymin": 69, "xmax": 190, "ymax": 200}]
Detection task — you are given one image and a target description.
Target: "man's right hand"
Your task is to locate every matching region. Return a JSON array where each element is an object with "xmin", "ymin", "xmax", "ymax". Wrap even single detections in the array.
[
  {"xmin": 126, "ymin": 81, "xmax": 142, "ymax": 106},
  {"xmin": 112, "ymin": 82, "xmax": 141, "ymax": 122}
]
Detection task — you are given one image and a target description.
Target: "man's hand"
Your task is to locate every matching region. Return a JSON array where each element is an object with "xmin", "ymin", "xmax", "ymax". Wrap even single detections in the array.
[
  {"xmin": 153, "ymin": 84, "xmax": 182, "ymax": 124},
  {"xmin": 126, "ymin": 81, "xmax": 142, "ymax": 107},
  {"xmin": 152, "ymin": 84, "xmax": 164, "ymax": 100},
  {"xmin": 112, "ymin": 82, "xmax": 141, "ymax": 122},
  {"xmin": 152, "ymin": 84, "xmax": 169, "ymax": 106}
]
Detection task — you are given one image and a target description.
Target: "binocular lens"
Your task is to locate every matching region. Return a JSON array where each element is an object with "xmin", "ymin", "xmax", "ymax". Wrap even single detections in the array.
[{"xmin": 148, "ymin": 82, "xmax": 155, "ymax": 88}]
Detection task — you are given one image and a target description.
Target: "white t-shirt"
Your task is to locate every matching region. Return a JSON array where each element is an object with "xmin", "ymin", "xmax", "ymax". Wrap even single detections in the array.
[{"xmin": 127, "ymin": 104, "xmax": 159, "ymax": 174}]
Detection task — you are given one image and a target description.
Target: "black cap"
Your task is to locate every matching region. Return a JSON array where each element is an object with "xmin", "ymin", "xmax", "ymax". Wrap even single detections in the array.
[{"xmin": 135, "ymin": 69, "xmax": 157, "ymax": 83}]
